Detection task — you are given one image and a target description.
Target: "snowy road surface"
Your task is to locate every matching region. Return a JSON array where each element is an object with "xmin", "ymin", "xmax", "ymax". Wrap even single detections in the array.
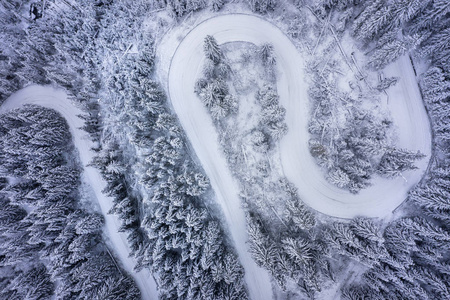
[
  {"xmin": 1, "ymin": 86, "xmax": 158, "ymax": 300},
  {"xmin": 166, "ymin": 14, "xmax": 431, "ymax": 223}
]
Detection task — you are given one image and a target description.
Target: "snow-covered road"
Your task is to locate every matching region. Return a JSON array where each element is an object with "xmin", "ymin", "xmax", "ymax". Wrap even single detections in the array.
[
  {"xmin": 166, "ymin": 14, "xmax": 431, "ymax": 225},
  {"xmin": 1, "ymin": 86, "xmax": 158, "ymax": 300}
]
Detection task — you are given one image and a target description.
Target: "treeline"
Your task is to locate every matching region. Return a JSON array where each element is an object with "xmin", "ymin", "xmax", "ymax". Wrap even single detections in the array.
[
  {"xmin": 319, "ymin": 0, "xmax": 450, "ymax": 298},
  {"xmin": 0, "ymin": 0, "xmax": 108, "ymax": 144},
  {"xmin": 160, "ymin": 0, "xmax": 277, "ymax": 16},
  {"xmin": 0, "ymin": 0, "xmax": 103, "ymax": 105},
  {"xmin": 195, "ymin": 35, "xmax": 237, "ymax": 120},
  {"xmin": 0, "ymin": 106, "xmax": 139, "ymax": 299},
  {"xmin": 252, "ymin": 84, "xmax": 288, "ymax": 151},
  {"xmin": 90, "ymin": 1, "xmax": 249, "ymax": 299},
  {"xmin": 328, "ymin": 216, "xmax": 450, "ymax": 299},
  {"xmin": 197, "ymin": 36, "xmax": 286, "ymax": 149}
]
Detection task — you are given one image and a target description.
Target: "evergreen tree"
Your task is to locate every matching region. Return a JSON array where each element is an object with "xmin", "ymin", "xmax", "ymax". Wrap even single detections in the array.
[
  {"xmin": 351, "ymin": 217, "xmax": 384, "ymax": 245},
  {"xmin": 367, "ymin": 38, "xmax": 409, "ymax": 70},
  {"xmin": 377, "ymin": 148, "xmax": 425, "ymax": 178},
  {"xmin": 247, "ymin": 0, "xmax": 276, "ymax": 13},
  {"xmin": 421, "ymin": 67, "xmax": 450, "ymax": 105},
  {"xmin": 203, "ymin": 35, "xmax": 223, "ymax": 64},
  {"xmin": 211, "ymin": 0, "xmax": 225, "ymax": 12},
  {"xmin": 259, "ymin": 43, "xmax": 276, "ymax": 66}
]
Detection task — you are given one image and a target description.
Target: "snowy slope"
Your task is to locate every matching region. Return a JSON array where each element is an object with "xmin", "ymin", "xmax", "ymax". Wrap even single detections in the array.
[
  {"xmin": 1, "ymin": 85, "xmax": 158, "ymax": 300},
  {"xmin": 166, "ymin": 14, "xmax": 431, "ymax": 221}
]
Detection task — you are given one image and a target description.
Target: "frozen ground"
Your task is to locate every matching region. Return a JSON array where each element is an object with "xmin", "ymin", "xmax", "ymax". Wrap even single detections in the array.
[{"xmin": 0, "ymin": 85, "xmax": 158, "ymax": 300}]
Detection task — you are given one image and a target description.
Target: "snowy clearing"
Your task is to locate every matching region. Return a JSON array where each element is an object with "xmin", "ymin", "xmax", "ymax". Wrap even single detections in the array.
[
  {"xmin": 0, "ymin": 85, "xmax": 158, "ymax": 300},
  {"xmin": 166, "ymin": 14, "xmax": 431, "ymax": 221}
]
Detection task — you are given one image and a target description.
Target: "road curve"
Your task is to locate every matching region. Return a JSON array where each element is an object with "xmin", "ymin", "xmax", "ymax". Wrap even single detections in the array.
[
  {"xmin": 167, "ymin": 14, "xmax": 432, "ymax": 226},
  {"xmin": 1, "ymin": 85, "xmax": 158, "ymax": 300}
]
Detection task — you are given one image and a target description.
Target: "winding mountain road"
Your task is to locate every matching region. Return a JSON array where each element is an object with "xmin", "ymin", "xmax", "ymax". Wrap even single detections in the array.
[
  {"xmin": 167, "ymin": 14, "xmax": 431, "ymax": 218},
  {"xmin": 166, "ymin": 13, "xmax": 431, "ymax": 298},
  {"xmin": 2, "ymin": 12, "xmax": 430, "ymax": 300},
  {"xmin": 1, "ymin": 85, "xmax": 158, "ymax": 300}
]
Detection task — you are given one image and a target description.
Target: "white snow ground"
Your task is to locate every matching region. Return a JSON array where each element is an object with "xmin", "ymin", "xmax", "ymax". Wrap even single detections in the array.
[
  {"xmin": 166, "ymin": 14, "xmax": 432, "ymax": 229},
  {"xmin": 1, "ymin": 85, "xmax": 158, "ymax": 300}
]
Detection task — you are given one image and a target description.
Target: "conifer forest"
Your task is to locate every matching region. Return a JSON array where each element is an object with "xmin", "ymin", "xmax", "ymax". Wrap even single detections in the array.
[{"xmin": 0, "ymin": 0, "xmax": 449, "ymax": 299}]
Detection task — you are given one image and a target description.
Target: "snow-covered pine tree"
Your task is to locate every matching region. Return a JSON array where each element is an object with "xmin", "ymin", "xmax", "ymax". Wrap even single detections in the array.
[
  {"xmin": 203, "ymin": 35, "xmax": 223, "ymax": 64},
  {"xmin": 367, "ymin": 38, "xmax": 408, "ymax": 70},
  {"xmin": 421, "ymin": 67, "xmax": 450, "ymax": 106},
  {"xmin": 75, "ymin": 213, "xmax": 104, "ymax": 235},
  {"xmin": 211, "ymin": 0, "xmax": 225, "ymax": 12},
  {"xmin": 352, "ymin": 0, "xmax": 384, "ymax": 39},
  {"xmin": 281, "ymin": 237, "xmax": 313, "ymax": 266},
  {"xmin": 327, "ymin": 168, "xmax": 351, "ymax": 189},
  {"xmin": 95, "ymin": 276, "xmax": 141, "ymax": 300},
  {"xmin": 247, "ymin": 214, "xmax": 278, "ymax": 269},
  {"xmin": 251, "ymin": 130, "xmax": 270, "ymax": 153},
  {"xmin": 415, "ymin": 267, "xmax": 450, "ymax": 299},
  {"xmin": 261, "ymin": 104, "xmax": 286, "ymax": 124},
  {"xmin": 186, "ymin": 0, "xmax": 207, "ymax": 12},
  {"xmin": 222, "ymin": 253, "xmax": 245, "ymax": 284},
  {"xmin": 200, "ymin": 221, "xmax": 222, "ymax": 270},
  {"xmin": 398, "ymin": 217, "xmax": 450, "ymax": 247},
  {"xmin": 390, "ymin": 0, "xmax": 429, "ymax": 27},
  {"xmin": 259, "ymin": 43, "xmax": 276, "ymax": 66},
  {"xmin": 350, "ymin": 217, "xmax": 384, "ymax": 245},
  {"xmin": 408, "ymin": 0, "xmax": 450, "ymax": 35},
  {"xmin": 377, "ymin": 148, "xmax": 425, "ymax": 178},
  {"xmin": 409, "ymin": 180, "xmax": 450, "ymax": 223},
  {"xmin": 420, "ymin": 27, "xmax": 450, "ymax": 61},
  {"xmin": 247, "ymin": 0, "xmax": 276, "ymax": 14},
  {"xmin": 267, "ymin": 121, "xmax": 288, "ymax": 141},
  {"xmin": 4, "ymin": 264, "xmax": 54, "ymax": 299},
  {"xmin": 356, "ymin": 6, "xmax": 392, "ymax": 42},
  {"xmin": 257, "ymin": 84, "xmax": 280, "ymax": 107}
]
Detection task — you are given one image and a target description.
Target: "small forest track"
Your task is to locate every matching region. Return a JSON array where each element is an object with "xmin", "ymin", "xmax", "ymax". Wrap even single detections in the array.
[{"xmin": 1, "ymin": 85, "xmax": 158, "ymax": 300}]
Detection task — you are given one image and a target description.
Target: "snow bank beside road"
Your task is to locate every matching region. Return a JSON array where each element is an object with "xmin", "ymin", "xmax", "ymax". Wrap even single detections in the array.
[{"xmin": 1, "ymin": 85, "xmax": 158, "ymax": 300}]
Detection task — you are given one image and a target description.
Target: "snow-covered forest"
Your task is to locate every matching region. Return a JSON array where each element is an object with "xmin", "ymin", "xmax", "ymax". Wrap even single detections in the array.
[
  {"xmin": 0, "ymin": 105, "xmax": 139, "ymax": 298},
  {"xmin": 0, "ymin": 0, "xmax": 449, "ymax": 299}
]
